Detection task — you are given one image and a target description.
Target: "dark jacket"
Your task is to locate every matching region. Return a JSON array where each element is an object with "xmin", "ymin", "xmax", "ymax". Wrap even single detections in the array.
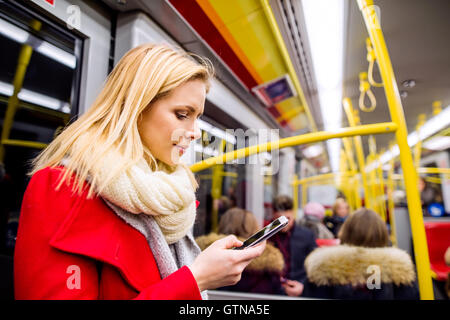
[
  {"xmin": 304, "ymin": 245, "xmax": 420, "ymax": 300},
  {"xmin": 269, "ymin": 224, "xmax": 317, "ymax": 296},
  {"xmin": 323, "ymin": 215, "xmax": 346, "ymax": 237},
  {"xmin": 195, "ymin": 233, "xmax": 285, "ymax": 295},
  {"xmin": 285, "ymin": 224, "xmax": 317, "ymax": 285}
]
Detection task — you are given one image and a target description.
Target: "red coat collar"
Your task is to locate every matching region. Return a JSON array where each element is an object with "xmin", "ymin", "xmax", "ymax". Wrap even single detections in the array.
[{"xmin": 48, "ymin": 185, "xmax": 161, "ymax": 292}]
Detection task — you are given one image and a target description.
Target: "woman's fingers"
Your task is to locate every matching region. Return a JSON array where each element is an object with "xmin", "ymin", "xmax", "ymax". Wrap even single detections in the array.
[
  {"xmin": 190, "ymin": 237, "xmax": 266, "ymax": 291},
  {"xmin": 231, "ymin": 240, "xmax": 266, "ymax": 267},
  {"xmin": 218, "ymin": 235, "xmax": 243, "ymax": 249}
]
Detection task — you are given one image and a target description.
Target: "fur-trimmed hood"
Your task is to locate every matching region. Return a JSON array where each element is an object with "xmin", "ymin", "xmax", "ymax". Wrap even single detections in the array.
[
  {"xmin": 305, "ymin": 245, "xmax": 416, "ymax": 286},
  {"xmin": 195, "ymin": 233, "xmax": 285, "ymax": 273}
]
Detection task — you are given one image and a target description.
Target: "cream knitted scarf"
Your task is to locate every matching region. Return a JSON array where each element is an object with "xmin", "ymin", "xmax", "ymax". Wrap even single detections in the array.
[
  {"xmin": 60, "ymin": 154, "xmax": 197, "ymax": 245},
  {"xmin": 98, "ymin": 158, "xmax": 197, "ymax": 245}
]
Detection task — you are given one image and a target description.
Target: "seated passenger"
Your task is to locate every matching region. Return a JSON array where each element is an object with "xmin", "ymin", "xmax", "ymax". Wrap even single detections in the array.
[
  {"xmin": 299, "ymin": 202, "xmax": 334, "ymax": 239},
  {"xmin": 304, "ymin": 208, "xmax": 419, "ymax": 300},
  {"xmin": 269, "ymin": 195, "xmax": 317, "ymax": 297},
  {"xmin": 323, "ymin": 197, "xmax": 350, "ymax": 237},
  {"xmin": 195, "ymin": 208, "xmax": 285, "ymax": 295}
]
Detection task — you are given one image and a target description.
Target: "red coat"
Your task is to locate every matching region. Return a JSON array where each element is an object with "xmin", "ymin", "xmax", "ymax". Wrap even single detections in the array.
[{"xmin": 14, "ymin": 166, "xmax": 202, "ymax": 300}]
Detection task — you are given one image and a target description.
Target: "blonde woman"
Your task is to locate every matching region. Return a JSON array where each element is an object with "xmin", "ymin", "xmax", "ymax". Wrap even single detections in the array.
[
  {"xmin": 323, "ymin": 197, "xmax": 350, "ymax": 237},
  {"xmin": 14, "ymin": 44, "xmax": 265, "ymax": 300}
]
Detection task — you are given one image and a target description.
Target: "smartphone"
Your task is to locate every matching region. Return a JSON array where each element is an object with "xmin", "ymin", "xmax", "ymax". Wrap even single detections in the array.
[{"xmin": 232, "ymin": 216, "xmax": 289, "ymax": 250}]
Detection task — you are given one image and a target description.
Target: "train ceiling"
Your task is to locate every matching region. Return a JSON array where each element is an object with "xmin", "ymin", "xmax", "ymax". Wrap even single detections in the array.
[
  {"xmin": 344, "ymin": 0, "xmax": 450, "ymax": 157},
  {"xmin": 102, "ymin": 0, "xmax": 450, "ymax": 163},
  {"xmin": 101, "ymin": 0, "xmax": 323, "ymax": 133}
]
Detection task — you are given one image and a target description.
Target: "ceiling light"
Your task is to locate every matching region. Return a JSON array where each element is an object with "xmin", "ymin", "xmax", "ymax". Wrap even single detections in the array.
[
  {"xmin": 0, "ymin": 17, "xmax": 76, "ymax": 69},
  {"xmin": 198, "ymin": 118, "xmax": 236, "ymax": 145},
  {"xmin": 400, "ymin": 91, "xmax": 408, "ymax": 99},
  {"xmin": 302, "ymin": 144, "xmax": 323, "ymax": 158},
  {"xmin": 18, "ymin": 88, "xmax": 62, "ymax": 110},
  {"xmin": 301, "ymin": 0, "xmax": 345, "ymax": 172},
  {"xmin": 35, "ymin": 41, "xmax": 76, "ymax": 69},
  {"xmin": 402, "ymin": 79, "xmax": 416, "ymax": 88},
  {"xmin": 423, "ymin": 136, "xmax": 450, "ymax": 151},
  {"xmin": 0, "ymin": 80, "xmax": 69, "ymax": 112},
  {"xmin": 320, "ymin": 166, "xmax": 330, "ymax": 173},
  {"xmin": 377, "ymin": 104, "xmax": 450, "ymax": 167},
  {"xmin": 0, "ymin": 18, "xmax": 29, "ymax": 43},
  {"xmin": 0, "ymin": 82, "xmax": 14, "ymax": 97}
]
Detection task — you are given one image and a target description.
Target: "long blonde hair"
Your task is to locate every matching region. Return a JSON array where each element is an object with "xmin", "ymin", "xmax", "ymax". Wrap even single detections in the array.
[{"xmin": 29, "ymin": 43, "xmax": 214, "ymax": 199}]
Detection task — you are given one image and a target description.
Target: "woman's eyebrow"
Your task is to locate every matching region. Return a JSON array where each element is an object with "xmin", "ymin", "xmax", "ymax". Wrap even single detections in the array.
[{"xmin": 179, "ymin": 105, "xmax": 203, "ymax": 116}]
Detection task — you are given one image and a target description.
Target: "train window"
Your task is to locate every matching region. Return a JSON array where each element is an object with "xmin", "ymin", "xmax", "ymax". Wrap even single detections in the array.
[
  {"xmin": 0, "ymin": 1, "xmax": 83, "ymax": 256},
  {"xmin": 193, "ymin": 118, "xmax": 247, "ymax": 237}
]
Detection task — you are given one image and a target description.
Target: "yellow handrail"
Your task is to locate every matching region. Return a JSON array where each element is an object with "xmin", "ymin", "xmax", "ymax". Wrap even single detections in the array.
[
  {"xmin": 359, "ymin": 71, "xmax": 377, "ymax": 112},
  {"xmin": 259, "ymin": 0, "xmax": 317, "ymax": 132},
  {"xmin": 293, "ymin": 171, "xmax": 354, "ymax": 186},
  {"xmin": 358, "ymin": 0, "xmax": 434, "ymax": 300},
  {"xmin": 190, "ymin": 122, "xmax": 398, "ymax": 173},
  {"xmin": 366, "ymin": 37, "xmax": 384, "ymax": 87},
  {"xmin": 343, "ymin": 98, "xmax": 371, "ymax": 208},
  {"xmin": 1, "ymin": 139, "xmax": 47, "ymax": 150}
]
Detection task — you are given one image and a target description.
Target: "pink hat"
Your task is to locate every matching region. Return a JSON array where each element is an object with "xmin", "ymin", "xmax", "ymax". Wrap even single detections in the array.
[{"xmin": 304, "ymin": 202, "xmax": 326, "ymax": 220}]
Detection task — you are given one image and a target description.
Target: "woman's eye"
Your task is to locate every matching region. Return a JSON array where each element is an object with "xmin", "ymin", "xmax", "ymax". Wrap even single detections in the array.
[{"xmin": 176, "ymin": 112, "xmax": 188, "ymax": 120}]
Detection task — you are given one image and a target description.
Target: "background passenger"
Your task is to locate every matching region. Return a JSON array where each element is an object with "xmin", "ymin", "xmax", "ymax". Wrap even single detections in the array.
[
  {"xmin": 305, "ymin": 208, "xmax": 419, "ymax": 300},
  {"xmin": 195, "ymin": 208, "xmax": 285, "ymax": 295},
  {"xmin": 299, "ymin": 202, "xmax": 334, "ymax": 239},
  {"xmin": 324, "ymin": 197, "xmax": 350, "ymax": 237},
  {"xmin": 270, "ymin": 195, "xmax": 317, "ymax": 297}
]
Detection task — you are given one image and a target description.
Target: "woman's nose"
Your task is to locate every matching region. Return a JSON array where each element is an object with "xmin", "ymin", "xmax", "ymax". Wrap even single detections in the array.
[{"xmin": 188, "ymin": 122, "xmax": 201, "ymax": 141}]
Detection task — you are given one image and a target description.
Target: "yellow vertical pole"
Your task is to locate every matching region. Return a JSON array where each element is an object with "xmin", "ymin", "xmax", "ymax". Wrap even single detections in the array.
[
  {"xmin": 432, "ymin": 100, "xmax": 442, "ymax": 116},
  {"xmin": 343, "ymin": 98, "xmax": 371, "ymax": 209},
  {"xmin": 414, "ymin": 114, "xmax": 426, "ymax": 169},
  {"xmin": 292, "ymin": 174, "xmax": 299, "ymax": 217},
  {"xmin": 358, "ymin": 0, "xmax": 434, "ymax": 299},
  {"xmin": 342, "ymin": 137, "xmax": 362, "ymax": 208},
  {"xmin": 368, "ymin": 136, "xmax": 378, "ymax": 212},
  {"xmin": 340, "ymin": 150, "xmax": 355, "ymax": 210},
  {"xmin": 210, "ymin": 139, "xmax": 227, "ymax": 232},
  {"xmin": 387, "ymin": 154, "xmax": 397, "ymax": 246},
  {"xmin": 366, "ymin": 154, "xmax": 377, "ymax": 212},
  {"xmin": 301, "ymin": 182, "xmax": 308, "ymax": 208},
  {"xmin": 259, "ymin": 0, "xmax": 317, "ymax": 132},
  {"xmin": 376, "ymin": 154, "xmax": 387, "ymax": 221}
]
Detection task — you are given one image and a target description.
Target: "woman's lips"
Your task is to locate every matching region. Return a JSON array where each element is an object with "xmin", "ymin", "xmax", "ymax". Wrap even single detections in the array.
[{"xmin": 174, "ymin": 145, "xmax": 187, "ymax": 156}]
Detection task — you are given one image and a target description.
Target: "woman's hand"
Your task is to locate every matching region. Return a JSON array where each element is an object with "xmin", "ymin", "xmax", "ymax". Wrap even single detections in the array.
[
  {"xmin": 189, "ymin": 235, "xmax": 266, "ymax": 292},
  {"xmin": 282, "ymin": 279, "xmax": 304, "ymax": 297}
]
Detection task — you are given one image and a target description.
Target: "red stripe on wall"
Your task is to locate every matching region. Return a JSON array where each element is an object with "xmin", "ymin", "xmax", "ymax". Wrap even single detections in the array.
[{"xmin": 168, "ymin": 0, "xmax": 285, "ymax": 126}]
